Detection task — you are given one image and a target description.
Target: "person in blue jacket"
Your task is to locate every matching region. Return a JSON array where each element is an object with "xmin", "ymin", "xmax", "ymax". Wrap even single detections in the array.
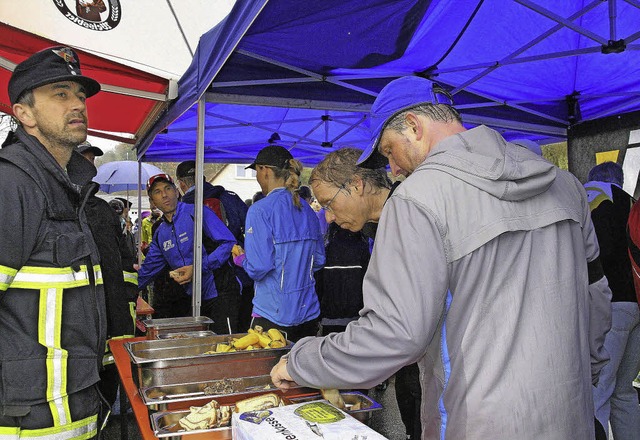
[
  {"xmin": 138, "ymin": 173, "xmax": 239, "ymax": 334},
  {"xmin": 234, "ymin": 145, "xmax": 325, "ymax": 342}
]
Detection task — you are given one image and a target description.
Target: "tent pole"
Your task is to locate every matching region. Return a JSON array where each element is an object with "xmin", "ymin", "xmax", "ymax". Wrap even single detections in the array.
[
  {"xmin": 609, "ymin": 0, "xmax": 617, "ymax": 41},
  {"xmin": 192, "ymin": 97, "xmax": 205, "ymax": 317},
  {"xmin": 137, "ymin": 161, "xmax": 143, "ymax": 267}
]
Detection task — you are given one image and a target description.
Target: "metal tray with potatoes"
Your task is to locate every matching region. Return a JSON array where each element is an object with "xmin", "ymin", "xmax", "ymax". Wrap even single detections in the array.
[{"xmin": 125, "ymin": 333, "xmax": 292, "ymax": 388}]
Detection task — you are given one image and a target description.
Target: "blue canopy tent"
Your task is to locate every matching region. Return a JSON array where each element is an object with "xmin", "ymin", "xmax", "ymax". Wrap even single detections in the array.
[
  {"xmin": 135, "ymin": 0, "xmax": 640, "ymax": 315},
  {"xmin": 138, "ymin": 0, "xmax": 640, "ymax": 165}
]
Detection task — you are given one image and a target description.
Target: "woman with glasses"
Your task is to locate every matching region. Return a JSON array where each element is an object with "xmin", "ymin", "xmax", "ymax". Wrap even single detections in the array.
[{"xmin": 234, "ymin": 145, "xmax": 325, "ymax": 342}]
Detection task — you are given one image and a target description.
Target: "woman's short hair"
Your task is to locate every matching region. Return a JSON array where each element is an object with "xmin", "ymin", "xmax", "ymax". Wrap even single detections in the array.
[{"xmin": 587, "ymin": 161, "xmax": 624, "ymax": 187}]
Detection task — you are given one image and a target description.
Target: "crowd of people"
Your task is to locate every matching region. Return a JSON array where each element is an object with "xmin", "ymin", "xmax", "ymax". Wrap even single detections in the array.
[{"xmin": 0, "ymin": 45, "xmax": 638, "ymax": 440}]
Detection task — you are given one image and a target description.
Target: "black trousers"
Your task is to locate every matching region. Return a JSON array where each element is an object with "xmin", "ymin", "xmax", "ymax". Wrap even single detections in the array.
[
  {"xmin": 237, "ymin": 284, "xmax": 255, "ymax": 333},
  {"xmin": 201, "ymin": 290, "xmax": 240, "ymax": 335},
  {"xmin": 395, "ymin": 362, "xmax": 422, "ymax": 439}
]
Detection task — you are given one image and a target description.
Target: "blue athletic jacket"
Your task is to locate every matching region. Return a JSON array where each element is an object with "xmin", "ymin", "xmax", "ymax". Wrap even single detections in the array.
[
  {"xmin": 138, "ymin": 202, "xmax": 236, "ymax": 300},
  {"xmin": 242, "ymin": 187, "xmax": 325, "ymax": 326}
]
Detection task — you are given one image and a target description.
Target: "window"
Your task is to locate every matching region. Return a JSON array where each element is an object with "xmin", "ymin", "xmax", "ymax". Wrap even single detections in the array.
[{"xmin": 236, "ymin": 165, "xmax": 256, "ymax": 179}]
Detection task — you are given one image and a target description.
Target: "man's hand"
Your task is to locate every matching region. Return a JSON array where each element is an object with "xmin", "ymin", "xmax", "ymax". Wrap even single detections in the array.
[
  {"xmin": 270, "ymin": 356, "xmax": 299, "ymax": 390},
  {"xmin": 169, "ymin": 265, "xmax": 193, "ymax": 285}
]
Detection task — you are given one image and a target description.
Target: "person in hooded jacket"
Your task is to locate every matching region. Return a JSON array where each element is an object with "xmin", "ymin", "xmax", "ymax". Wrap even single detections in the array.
[
  {"xmin": 272, "ymin": 76, "xmax": 612, "ymax": 440},
  {"xmin": 234, "ymin": 146, "xmax": 325, "ymax": 342}
]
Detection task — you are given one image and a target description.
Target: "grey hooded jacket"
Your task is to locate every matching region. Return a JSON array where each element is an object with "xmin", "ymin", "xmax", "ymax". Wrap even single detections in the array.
[{"xmin": 288, "ymin": 126, "xmax": 611, "ymax": 439}]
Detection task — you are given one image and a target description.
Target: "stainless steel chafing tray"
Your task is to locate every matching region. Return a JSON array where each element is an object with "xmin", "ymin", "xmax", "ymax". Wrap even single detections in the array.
[
  {"xmin": 143, "ymin": 316, "xmax": 213, "ymax": 339},
  {"xmin": 125, "ymin": 334, "xmax": 292, "ymax": 388},
  {"xmin": 157, "ymin": 330, "xmax": 215, "ymax": 340},
  {"xmin": 140, "ymin": 374, "xmax": 308, "ymax": 410},
  {"xmin": 149, "ymin": 392, "xmax": 292, "ymax": 439},
  {"xmin": 151, "ymin": 409, "xmax": 231, "ymax": 439},
  {"xmin": 289, "ymin": 391, "xmax": 383, "ymax": 423},
  {"xmin": 150, "ymin": 391, "xmax": 383, "ymax": 438}
]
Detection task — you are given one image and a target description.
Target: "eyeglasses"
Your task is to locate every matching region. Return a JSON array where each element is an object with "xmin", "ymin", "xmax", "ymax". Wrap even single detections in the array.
[{"xmin": 321, "ymin": 184, "xmax": 346, "ymax": 212}]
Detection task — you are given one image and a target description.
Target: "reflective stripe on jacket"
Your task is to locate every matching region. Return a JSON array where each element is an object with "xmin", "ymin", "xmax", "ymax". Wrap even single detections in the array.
[
  {"xmin": 0, "ymin": 129, "xmax": 106, "ymax": 427},
  {"xmin": 0, "ymin": 414, "xmax": 97, "ymax": 439}
]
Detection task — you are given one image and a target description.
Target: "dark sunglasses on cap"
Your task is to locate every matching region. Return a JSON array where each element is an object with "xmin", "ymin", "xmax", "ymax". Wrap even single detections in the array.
[{"xmin": 147, "ymin": 173, "xmax": 174, "ymax": 192}]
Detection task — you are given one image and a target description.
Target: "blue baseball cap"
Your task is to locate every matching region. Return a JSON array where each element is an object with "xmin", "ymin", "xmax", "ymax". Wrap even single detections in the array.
[{"xmin": 357, "ymin": 76, "xmax": 453, "ymax": 169}]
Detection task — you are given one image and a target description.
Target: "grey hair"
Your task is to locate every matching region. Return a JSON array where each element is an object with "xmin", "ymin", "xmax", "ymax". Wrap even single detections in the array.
[
  {"xmin": 310, "ymin": 148, "xmax": 391, "ymax": 194},
  {"xmin": 386, "ymin": 103, "xmax": 462, "ymax": 133},
  {"xmin": 11, "ymin": 90, "xmax": 36, "ymax": 128}
]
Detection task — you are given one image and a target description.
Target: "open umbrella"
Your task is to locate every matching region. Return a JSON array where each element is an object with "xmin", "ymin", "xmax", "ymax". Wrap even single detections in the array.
[{"xmin": 94, "ymin": 160, "xmax": 165, "ymax": 194}]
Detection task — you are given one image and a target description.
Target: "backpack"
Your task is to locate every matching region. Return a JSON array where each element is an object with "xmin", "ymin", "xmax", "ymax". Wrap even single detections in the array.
[
  {"xmin": 214, "ymin": 187, "xmax": 248, "ymax": 245},
  {"xmin": 189, "ymin": 213, "xmax": 239, "ymax": 296},
  {"xmin": 203, "ymin": 197, "xmax": 227, "ymax": 225}
]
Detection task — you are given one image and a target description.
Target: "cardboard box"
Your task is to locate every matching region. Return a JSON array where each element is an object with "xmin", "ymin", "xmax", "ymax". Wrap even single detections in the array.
[{"xmin": 232, "ymin": 399, "xmax": 388, "ymax": 439}]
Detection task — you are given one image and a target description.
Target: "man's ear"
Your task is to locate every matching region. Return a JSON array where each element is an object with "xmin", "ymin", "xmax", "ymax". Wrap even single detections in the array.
[
  {"xmin": 12, "ymin": 103, "xmax": 37, "ymax": 128},
  {"xmin": 351, "ymin": 175, "xmax": 364, "ymax": 194},
  {"xmin": 405, "ymin": 112, "xmax": 423, "ymax": 140}
]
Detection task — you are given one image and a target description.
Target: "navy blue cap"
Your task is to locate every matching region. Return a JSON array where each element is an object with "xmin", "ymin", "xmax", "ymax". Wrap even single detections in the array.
[
  {"xmin": 357, "ymin": 76, "xmax": 453, "ymax": 169},
  {"xmin": 76, "ymin": 141, "xmax": 103, "ymax": 157},
  {"xmin": 9, "ymin": 46, "xmax": 101, "ymax": 105}
]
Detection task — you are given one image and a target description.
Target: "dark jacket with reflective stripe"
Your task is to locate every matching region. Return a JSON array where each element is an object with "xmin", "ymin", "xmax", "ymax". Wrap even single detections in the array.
[
  {"xmin": 69, "ymin": 165, "xmax": 138, "ymax": 341},
  {"xmin": 0, "ymin": 128, "xmax": 107, "ymax": 409}
]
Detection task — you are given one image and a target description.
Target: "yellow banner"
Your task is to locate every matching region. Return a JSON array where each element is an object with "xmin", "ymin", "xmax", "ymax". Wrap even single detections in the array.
[{"xmin": 595, "ymin": 150, "xmax": 619, "ymax": 164}]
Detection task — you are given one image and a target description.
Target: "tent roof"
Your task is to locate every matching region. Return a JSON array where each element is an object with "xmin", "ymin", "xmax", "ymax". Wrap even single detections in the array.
[
  {"xmin": 0, "ymin": 0, "xmax": 235, "ymax": 80},
  {"xmin": 0, "ymin": 23, "xmax": 172, "ymax": 142},
  {"xmin": 139, "ymin": 0, "xmax": 640, "ymax": 166},
  {"xmin": 0, "ymin": 0, "xmax": 236, "ymax": 143}
]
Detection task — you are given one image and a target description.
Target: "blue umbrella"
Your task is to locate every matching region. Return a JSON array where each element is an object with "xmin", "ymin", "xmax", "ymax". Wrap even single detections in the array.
[{"xmin": 94, "ymin": 160, "xmax": 165, "ymax": 193}]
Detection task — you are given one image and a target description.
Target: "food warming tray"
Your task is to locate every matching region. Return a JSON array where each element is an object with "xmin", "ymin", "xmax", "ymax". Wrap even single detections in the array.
[
  {"xmin": 139, "ymin": 374, "xmax": 298, "ymax": 410},
  {"xmin": 143, "ymin": 316, "xmax": 213, "ymax": 339},
  {"xmin": 125, "ymin": 334, "xmax": 292, "ymax": 388},
  {"xmin": 150, "ymin": 391, "xmax": 382, "ymax": 438}
]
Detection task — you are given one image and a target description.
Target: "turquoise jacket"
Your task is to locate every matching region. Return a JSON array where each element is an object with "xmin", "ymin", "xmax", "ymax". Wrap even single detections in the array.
[{"xmin": 243, "ymin": 187, "xmax": 325, "ymax": 326}]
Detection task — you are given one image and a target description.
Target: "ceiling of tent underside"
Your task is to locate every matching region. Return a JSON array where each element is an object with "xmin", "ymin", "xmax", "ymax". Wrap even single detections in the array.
[{"xmin": 141, "ymin": 0, "xmax": 640, "ymax": 165}]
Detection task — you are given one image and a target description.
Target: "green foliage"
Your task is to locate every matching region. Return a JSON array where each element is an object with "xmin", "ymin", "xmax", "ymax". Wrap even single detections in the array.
[
  {"xmin": 301, "ymin": 167, "xmax": 312, "ymax": 184},
  {"xmin": 541, "ymin": 142, "xmax": 568, "ymax": 170}
]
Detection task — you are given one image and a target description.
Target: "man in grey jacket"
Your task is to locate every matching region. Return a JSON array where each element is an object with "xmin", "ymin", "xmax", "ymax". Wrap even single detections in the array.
[{"xmin": 271, "ymin": 76, "xmax": 612, "ymax": 439}]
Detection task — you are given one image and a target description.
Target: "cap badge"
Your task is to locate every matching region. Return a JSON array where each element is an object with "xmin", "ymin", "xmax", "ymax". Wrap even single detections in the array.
[{"xmin": 52, "ymin": 47, "xmax": 77, "ymax": 64}]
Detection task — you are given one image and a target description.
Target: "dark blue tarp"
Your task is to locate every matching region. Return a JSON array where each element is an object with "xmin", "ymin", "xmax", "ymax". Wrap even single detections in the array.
[{"xmin": 138, "ymin": 0, "xmax": 640, "ymax": 165}]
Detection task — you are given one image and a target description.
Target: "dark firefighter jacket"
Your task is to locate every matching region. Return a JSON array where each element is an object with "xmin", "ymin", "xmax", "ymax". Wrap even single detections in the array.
[
  {"xmin": 68, "ymin": 158, "xmax": 138, "ymax": 344},
  {"xmin": 0, "ymin": 128, "xmax": 107, "ymax": 415}
]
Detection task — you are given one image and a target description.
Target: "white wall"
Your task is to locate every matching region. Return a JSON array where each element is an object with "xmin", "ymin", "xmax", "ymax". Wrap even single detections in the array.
[{"xmin": 210, "ymin": 164, "xmax": 261, "ymax": 202}]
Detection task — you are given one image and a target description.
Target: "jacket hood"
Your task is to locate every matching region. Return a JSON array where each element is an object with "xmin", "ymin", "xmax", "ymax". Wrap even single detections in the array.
[
  {"xmin": 583, "ymin": 180, "xmax": 616, "ymax": 203},
  {"xmin": 419, "ymin": 126, "xmax": 556, "ymax": 202}
]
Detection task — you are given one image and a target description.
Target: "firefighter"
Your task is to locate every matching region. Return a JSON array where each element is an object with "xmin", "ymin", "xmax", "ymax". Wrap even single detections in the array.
[{"xmin": 0, "ymin": 46, "xmax": 106, "ymax": 438}]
